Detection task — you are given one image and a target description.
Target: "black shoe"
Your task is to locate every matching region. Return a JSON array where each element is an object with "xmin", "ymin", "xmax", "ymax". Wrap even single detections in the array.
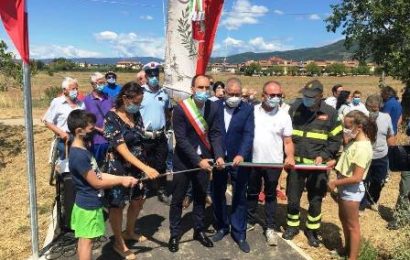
[
  {"xmin": 168, "ymin": 237, "xmax": 179, "ymax": 252},
  {"xmin": 304, "ymin": 229, "xmax": 320, "ymax": 247},
  {"xmin": 282, "ymin": 227, "xmax": 299, "ymax": 240},
  {"xmin": 212, "ymin": 229, "xmax": 228, "ymax": 242},
  {"xmin": 158, "ymin": 193, "xmax": 172, "ymax": 205},
  {"xmin": 236, "ymin": 239, "xmax": 250, "ymax": 253},
  {"xmin": 193, "ymin": 231, "xmax": 214, "ymax": 248},
  {"xmin": 387, "ymin": 219, "xmax": 400, "ymax": 230}
]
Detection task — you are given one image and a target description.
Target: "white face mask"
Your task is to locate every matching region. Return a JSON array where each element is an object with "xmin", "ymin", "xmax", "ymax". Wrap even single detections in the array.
[
  {"xmin": 343, "ymin": 128, "xmax": 358, "ymax": 139},
  {"xmin": 225, "ymin": 96, "xmax": 241, "ymax": 108}
]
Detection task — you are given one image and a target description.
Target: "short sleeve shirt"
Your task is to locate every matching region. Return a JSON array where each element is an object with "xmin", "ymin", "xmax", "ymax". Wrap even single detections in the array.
[
  {"xmin": 140, "ymin": 85, "xmax": 171, "ymax": 131},
  {"xmin": 335, "ymin": 140, "xmax": 373, "ymax": 179},
  {"xmin": 373, "ymin": 112, "xmax": 394, "ymax": 159},
  {"xmin": 69, "ymin": 147, "xmax": 103, "ymax": 209},
  {"xmin": 252, "ymin": 104, "xmax": 293, "ymax": 163},
  {"xmin": 102, "ymin": 84, "xmax": 122, "ymax": 99},
  {"xmin": 42, "ymin": 96, "xmax": 85, "ymax": 132},
  {"xmin": 325, "ymin": 96, "xmax": 337, "ymax": 109},
  {"xmin": 382, "ymin": 97, "xmax": 402, "ymax": 135}
]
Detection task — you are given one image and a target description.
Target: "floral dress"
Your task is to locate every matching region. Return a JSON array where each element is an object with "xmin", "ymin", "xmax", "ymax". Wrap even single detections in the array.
[{"xmin": 103, "ymin": 110, "xmax": 146, "ymax": 207}]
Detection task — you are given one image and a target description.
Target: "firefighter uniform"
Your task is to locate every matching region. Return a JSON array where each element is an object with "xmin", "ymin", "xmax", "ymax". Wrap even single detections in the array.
[{"xmin": 284, "ymin": 80, "xmax": 342, "ymax": 246}]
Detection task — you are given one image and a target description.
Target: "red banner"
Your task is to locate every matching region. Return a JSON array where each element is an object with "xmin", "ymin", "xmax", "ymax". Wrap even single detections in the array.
[
  {"xmin": 0, "ymin": 0, "xmax": 29, "ymax": 63},
  {"xmin": 195, "ymin": 0, "xmax": 224, "ymax": 75}
]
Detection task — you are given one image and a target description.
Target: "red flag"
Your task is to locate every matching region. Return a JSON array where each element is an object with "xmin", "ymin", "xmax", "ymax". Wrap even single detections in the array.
[
  {"xmin": 196, "ymin": 0, "xmax": 224, "ymax": 75},
  {"xmin": 0, "ymin": 0, "xmax": 29, "ymax": 64}
]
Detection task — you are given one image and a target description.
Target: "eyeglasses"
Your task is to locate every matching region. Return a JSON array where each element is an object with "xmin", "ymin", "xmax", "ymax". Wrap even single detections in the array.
[{"xmin": 264, "ymin": 93, "xmax": 282, "ymax": 98}]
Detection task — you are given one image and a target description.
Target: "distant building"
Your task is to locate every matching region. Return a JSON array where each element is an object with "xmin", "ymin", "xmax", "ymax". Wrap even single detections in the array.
[{"xmin": 116, "ymin": 61, "xmax": 142, "ymax": 70}]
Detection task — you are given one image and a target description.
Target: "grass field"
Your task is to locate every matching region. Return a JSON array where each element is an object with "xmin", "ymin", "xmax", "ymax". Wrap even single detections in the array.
[{"xmin": 0, "ymin": 72, "xmax": 409, "ymax": 259}]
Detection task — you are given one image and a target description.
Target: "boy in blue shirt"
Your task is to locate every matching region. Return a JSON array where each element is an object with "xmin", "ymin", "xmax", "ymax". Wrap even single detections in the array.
[{"xmin": 67, "ymin": 110, "xmax": 138, "ymax": 260}]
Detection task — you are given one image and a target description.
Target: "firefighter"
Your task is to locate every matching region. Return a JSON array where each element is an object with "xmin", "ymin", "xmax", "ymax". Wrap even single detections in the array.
[{"xmin": 282, "ymin": 80, "xmax": 342, "ymax": 247}]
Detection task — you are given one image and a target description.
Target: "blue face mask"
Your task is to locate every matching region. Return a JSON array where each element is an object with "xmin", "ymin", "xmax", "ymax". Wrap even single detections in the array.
[
  {"xmin": 96, "ymin": 84, "xmax": 105, "ymax": 92},
  {"xmin": 68, "ymin": 90, "xmax": 78, "ymax": 100},
  {"xmin": 265, "ymin": 96, "xmax": 281, "ymax": 108},
  {"xmin": 303, "ymin": 97, "xmax": 316, "ymax": 108},
  {"xmin": 194, "ymin": 91, "xmax": 210, "ymax": 102},
  {"xmin": 125, "ymin": 103, "xmax": 140, "ymax": 114},
  {"xmin": 148, "ymin": 76, "xmax": 159, "ymax": 87},
  {"xmin": 352, "ymin": 97, "xmax": 361, "ymax": 105},
  {"xmin": 107, "ymin": 78, "xmax": 116, "ymax": 84}
]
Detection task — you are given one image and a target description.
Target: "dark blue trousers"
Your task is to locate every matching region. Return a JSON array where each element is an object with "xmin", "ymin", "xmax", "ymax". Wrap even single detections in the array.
[{"xmin": 212, "ymin": 167, "xmax": 249, "ymax": 241}]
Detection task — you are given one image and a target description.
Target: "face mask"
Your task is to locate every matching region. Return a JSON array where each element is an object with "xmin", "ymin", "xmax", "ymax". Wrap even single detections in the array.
[
  {"xmin": 148, "ymin": 76, "xmax": 159, "ymax": 87},
  {"xmin": 125, "ymin": 103, "xmax": 140, "ymax": 114},
  {"xmin": 107, "ymin": 78, "xmax": 116, "ymax": 84},
  {"xmin": 352, "ymin": 97, "xmax": 361, "ymax": 105},
  {"xmin": 96, "ymin": 84, "xmax": 105, "ymax": 92},
  {"xmin": 249, "ymin": 95, "xmax": 255, "ymax": 101},
  {"xmin": 303, "ymin": 97, "xmax": 316, "ymax": 108},
  {"xmin": 68, "ymin": 90, "xmax": 78, "ymax": 100},
  {"xmin": 265, "ymin": 96, "xmax": 281, "ymax": 108},
  {"xmin": 369, "ymin": 111, "xmax": 379, "ymax": 119},
  {"xmin": 194, "ymin": 91, "xmax": 210, "ymax": 103},
  {"xmin": 225, "ymin": 96, "xmax": 241, "ymax": 108},
  {"xmin": 343, "ymin": 128, "xmax": 358, "ymax": 139}
]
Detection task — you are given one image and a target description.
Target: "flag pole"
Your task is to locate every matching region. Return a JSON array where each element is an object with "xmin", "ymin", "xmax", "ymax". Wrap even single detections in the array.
[{"xmin": 23, "ymin": 61, "xmax": 39, "ymax": 259}]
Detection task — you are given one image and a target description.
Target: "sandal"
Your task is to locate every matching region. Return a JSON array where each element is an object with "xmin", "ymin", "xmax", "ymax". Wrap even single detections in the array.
[
  {"xmin": 122, "ymin": 231, "xmax": 147, "ymax": 242},
  {"xmin": 113, "ymin": 245, "xmax": 137, "ymax": 260}
]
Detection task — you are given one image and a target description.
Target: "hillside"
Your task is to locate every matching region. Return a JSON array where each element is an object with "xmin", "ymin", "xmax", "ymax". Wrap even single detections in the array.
[{"xmin": 211, "ymin": 39, "xmax": 356, "ymax": 63}]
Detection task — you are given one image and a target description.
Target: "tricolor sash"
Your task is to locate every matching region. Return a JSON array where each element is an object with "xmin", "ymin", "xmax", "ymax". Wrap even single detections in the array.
[{"xmin": 179, "ymin": 98, "xmax": 211, "ymax": 151}]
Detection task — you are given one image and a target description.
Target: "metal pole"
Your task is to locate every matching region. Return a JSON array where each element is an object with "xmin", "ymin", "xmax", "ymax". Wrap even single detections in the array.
[{"xmin": 23, "ymin": 62, "xmax": 39, "ymax": 259}]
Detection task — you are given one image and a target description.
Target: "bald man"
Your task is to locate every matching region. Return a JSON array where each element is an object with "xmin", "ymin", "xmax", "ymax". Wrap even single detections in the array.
[
  {"xmin": 247, "ymin": 81, "xmax": 295, "ymax": 246},
  {"xmin": 135, "ymin": 70, "xmax": 147, "ymax": 85}
]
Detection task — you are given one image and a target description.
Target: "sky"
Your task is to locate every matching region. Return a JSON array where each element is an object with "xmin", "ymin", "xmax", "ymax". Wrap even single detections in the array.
[{"xmin": 0, "ymin": 0, "xmax": 343, "ymax": 59}]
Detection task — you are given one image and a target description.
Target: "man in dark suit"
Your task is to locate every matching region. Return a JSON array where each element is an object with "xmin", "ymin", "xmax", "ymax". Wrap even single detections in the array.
[
  {"xmin": 168, "ymin": 75, "xmax": 225, "ymax": 253},
  {"xmin": 212, "ymin": 77, "xmax": 255, "ymax": 253}
]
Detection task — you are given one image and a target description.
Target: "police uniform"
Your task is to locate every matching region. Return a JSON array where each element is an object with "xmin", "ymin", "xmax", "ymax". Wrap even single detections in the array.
[
  {"xmin": 140, "ymin": 62, "xmax": 172, "ymax": 201},
  {"xmin": 283, "ymin": 80, "xmax": 342, "ymax": 247}
]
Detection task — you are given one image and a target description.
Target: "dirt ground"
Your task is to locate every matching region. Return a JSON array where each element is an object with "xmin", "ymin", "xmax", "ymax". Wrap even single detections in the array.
[{"xmin": 0, "ymin": 73, "xmax": 408, "ymax": 259}]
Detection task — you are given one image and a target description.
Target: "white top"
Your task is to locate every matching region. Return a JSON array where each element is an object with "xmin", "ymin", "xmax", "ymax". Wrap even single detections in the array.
[
  {"xmin": 224, "ymin": 106, "xmax": 235, "ymax": 132},
  {"xmin": 42, "ymin": 95, "xmax": 85, "ymax": 132},
  {"xmin": 209, "ymin": 96, "xmax": 219, "ymax": 102},
  {"xmin": 279, "ymin": 102, "xmax": 290, "ymax": 113},
  {"xmin": 348, "ymin": 103, "xmax": 369, "ymax": 116},
  {"xmin": 373, "ymin": 112, "xmax": 394, "ymax": 159},
  {"xmin": 325, "ymin": 96, "xmax": 337, "ymax": 108},
  {"xmin": 252, "ymin": 104, "xmax": 293, "ymax": 163}
]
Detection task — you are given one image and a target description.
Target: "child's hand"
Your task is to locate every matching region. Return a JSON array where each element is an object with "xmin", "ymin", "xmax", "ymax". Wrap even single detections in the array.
[
  {"xmin": 326, "ymin": 159, "xmax": 337, "ymax": 169},
  {"xmin": 122, "ymin": 176, "xmax": 138, "ymax": 187}
]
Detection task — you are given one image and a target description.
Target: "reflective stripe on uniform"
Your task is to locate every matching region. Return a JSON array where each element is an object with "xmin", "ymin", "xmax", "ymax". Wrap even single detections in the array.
[
  {"xmin": 307, "ymin": 214, "xmax": 322, "ymax": 222},
  {"xmin": 287, "ymin": 220, "xmax": 300, "ymax": 227},
  {"xmin": 295, "ymin": 156, "xmax": 314, "ymax": 164},
  {"xmin": 306, "ymin": 132, "xmax": 328, "ymax": 140},
  {"xmin": 306, "ymin": 222, "xmax": 320, "ymax": 229},
  {"xmin": 292, "ymin": 129, "xmax": 304, "ymax": 137},
  {"xmin": 287, "ymin": 214, "xmax": 300, "ymax": 220},
  {"xmin": 329, "ymin": 124, "xmax": 343, "ymax": 136}
]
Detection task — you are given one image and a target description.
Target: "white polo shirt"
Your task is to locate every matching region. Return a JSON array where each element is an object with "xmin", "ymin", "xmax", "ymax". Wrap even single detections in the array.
[{"xmin": 252, "ymin": 104, "xmax": 293, "ymax": 163}]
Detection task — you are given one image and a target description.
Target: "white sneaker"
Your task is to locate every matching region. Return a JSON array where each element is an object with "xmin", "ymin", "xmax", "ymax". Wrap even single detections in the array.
[{"xmin": 266, "ymin": 228, "xmax": 278, "ymax": 246}]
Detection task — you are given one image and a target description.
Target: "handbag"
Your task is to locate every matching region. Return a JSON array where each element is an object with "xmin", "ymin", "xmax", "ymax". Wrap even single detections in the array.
[{"xmin": 55, "ymin": 141, "xmax": 70, "ymax": 174}]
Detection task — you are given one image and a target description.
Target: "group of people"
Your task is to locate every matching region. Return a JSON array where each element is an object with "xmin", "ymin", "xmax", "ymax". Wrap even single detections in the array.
[{"xmin": 42, "ymin": 63, "xmax": 409, "ymax": 260}]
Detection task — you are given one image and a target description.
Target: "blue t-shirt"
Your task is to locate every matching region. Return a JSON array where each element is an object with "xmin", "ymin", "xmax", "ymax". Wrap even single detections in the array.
[
  {"xmin": 69, "ymin": 147, "xmax": 103, "ymax": 209},
  {"xmin": 140, "ymin": 85, "xmax": 171, "ymax": 130},
  {"xmin": 103, "ymin": 84, "xmax": 122, "ymax": 99},
  {"xmin": 382, "ymin": 97, "xmax": 402, "ymax": 135}
]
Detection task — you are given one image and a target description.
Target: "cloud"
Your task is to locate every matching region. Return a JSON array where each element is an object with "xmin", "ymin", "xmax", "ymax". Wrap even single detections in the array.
[
  {"xmin": 308, "ymin": 14, "xmax": 321, "ymax": 20},
  {"xmin": 213, "ymin": 36, "xmax": 292, "ymax": 56},
  {"xmin": 273, "ymin": 9, "xmax": 284, "ymax": 15},
  {"xmin": 94, "ymin": 31, "xmax": 164, "ymax": 58},
  {"xmin": 139, "ymin": 15, "xmax": 153, "ymax": 20},
  {"xmin": 30, "ymin": 45, "xmax": 101, "ymax": 59},
  {"xmin": 222, "ymin": 0, "xmax": 268, "ymax": 30}
]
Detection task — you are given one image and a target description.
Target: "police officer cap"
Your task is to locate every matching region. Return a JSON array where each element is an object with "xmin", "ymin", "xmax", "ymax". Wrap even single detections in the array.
[
  {"xmin": 105, "ymin": 71, "xmax": 117, "ymax": 79},
  {"xmin": 143, "ymin": 62, "xmax": 160, "ymax": 76},
  {"xmin": 303, "ymin": 80, "xmax": 324, "ymax": 98}
]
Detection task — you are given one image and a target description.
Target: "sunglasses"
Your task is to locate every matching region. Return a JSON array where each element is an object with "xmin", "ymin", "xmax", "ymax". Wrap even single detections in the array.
[{"xmin": 264, "ymin": 93, "xmax": 282, "ymax": 98}]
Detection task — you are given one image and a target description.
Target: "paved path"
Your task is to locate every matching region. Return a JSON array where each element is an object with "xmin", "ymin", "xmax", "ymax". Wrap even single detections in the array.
[{"xmin": 41, "ymin": 192, "xmax": 309, "ymax": 260}]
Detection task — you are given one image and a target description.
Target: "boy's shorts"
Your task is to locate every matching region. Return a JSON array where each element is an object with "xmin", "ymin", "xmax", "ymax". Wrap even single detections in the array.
[{"xmin": 71, "ymin": 204, "xmax": 105, "ymax": 238}]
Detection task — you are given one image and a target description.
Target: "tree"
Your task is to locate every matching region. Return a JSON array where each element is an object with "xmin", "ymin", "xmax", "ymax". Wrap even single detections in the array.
[
  {"xmin": 244, "ymin": 62, "xmax": 261, "ymax": 76},
  {"xmin": 326, "ymin": 1, "xmax": 410, "ymax": 115},
  {"xmin": 326, "ymin": 63, "xmax": 347, "ymax": 76},
  {"xmin": 305, "ymin": 62, "xmax": 321, "ymax": 76},
  {"xmin": 286, "ymin": 66, "xmax": 299, "ymax": 76}
]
